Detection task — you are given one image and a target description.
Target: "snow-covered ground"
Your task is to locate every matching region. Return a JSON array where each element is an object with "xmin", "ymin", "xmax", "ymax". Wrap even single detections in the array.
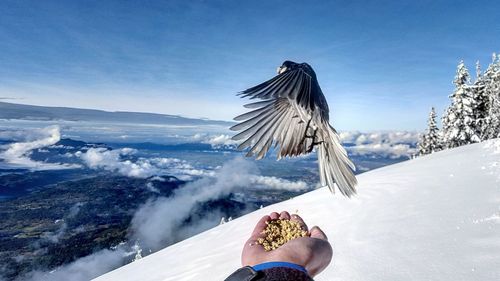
[{"xmin": 95, "ymin": 140, "xmax": 500, "ymax": 281}]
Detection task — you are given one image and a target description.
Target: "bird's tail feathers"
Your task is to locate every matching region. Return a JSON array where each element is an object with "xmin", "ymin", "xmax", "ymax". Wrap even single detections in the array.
[{"xmin": 317, "ymin": 125, "xmax": 357, "ymax": 197}]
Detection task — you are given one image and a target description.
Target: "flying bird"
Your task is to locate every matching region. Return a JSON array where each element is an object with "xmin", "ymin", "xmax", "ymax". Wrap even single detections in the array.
[{"xmin": 231, "ymin": 61, "xmax": 357, "ymax": 197}]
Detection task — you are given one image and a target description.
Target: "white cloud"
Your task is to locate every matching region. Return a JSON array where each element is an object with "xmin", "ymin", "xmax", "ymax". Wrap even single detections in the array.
[
  {"xmin": 0, "ymin": 126, "xmax": 80, "ymax": 170},
  {"xmin": 190, "ymin": 131, "xmax": 418, "ymax": 158},
  {"xmin": 249, "ymin": 175, "xmax": 308, "ymax": 191},
  {"xmin": 348, "ymin": 143, "xmax": 416, "ymax": 159},
  {"xmin": 78, "ymin": 147, "xmax": 310, "ymax": 193},
  {"xmin": 78, "ymin": 148, "xmax": 211, "ymax": 180},
  {"xmin": 129, "ymin": 157, "xmax": 255, "ymax": 250},
  {"xmin": 145, "ymin": 182, "xmax": 160, "ymax": 193},
  {"xmin": 78, "ymin": 147, "xmax": 154, "ymax": 178},
  {"xmin": 0, "ymin": 126, "xmax": 64, "ymax": 142},
  {"xmin": 339, "ymin": 131, "xmax": 419, "ymax": 145},
  {"xmin": 339, "ymin": 131, "xmax": 419, "ymax": 158},
  {"xmin": 21, "ymin": 247, "xmax": 129, "ymax": 281},
  {"xmin": 204, "ymin": 134, "xmax": 238, "ymax": 148},
  {"xmin": 148, "ymin": 157, "xmax": 213, "ymax": 179},
  {"xmin": 41, "ymin": 203, "xmax": 84, "ymax": 244},
  {"xmin": 130, "ymin": 157, "xmax": 308, "ymax": 251},
  {"xmin": 190, "ymin": 133, "xmax": 239, "ymax": 148}
]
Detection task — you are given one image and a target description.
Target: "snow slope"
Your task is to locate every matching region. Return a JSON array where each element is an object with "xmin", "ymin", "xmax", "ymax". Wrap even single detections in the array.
[{"xmin": 95, "ymin": 140, "xmax": 500, "ymax": 281}]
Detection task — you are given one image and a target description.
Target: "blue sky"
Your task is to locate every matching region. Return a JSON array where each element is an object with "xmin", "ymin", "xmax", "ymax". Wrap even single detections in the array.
[{"xmin": 0, "ymin": 0, "xmax": 499, "ymax": 130}]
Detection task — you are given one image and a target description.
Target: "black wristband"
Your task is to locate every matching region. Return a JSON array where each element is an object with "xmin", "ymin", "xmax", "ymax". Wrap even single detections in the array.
[
  {"xmin": 224, "ymin": 266, "xmax": 261, "ymax": 281},
  {"xmin": 224, "ymin": 266, "xmax": 314, "ymax": 281}
]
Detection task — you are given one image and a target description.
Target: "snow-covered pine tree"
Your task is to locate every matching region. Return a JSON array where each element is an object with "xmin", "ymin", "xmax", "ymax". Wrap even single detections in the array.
[
  {"xmin": 426, "ymin": 107, "xmax": 442, "ymax": 153},
  {"xmin": 441, "ymin": 60, "xmax": 481, "ymax": 148},
  {"xmin": 441, "ymin": 106, "xmax": 453, "ymax": 148},
  {"xmin": 418, "ymin": 107, "xmax": 442, "ymax": 155},
  {"xmin": 471, "ymin": 61, "xmax": 490, "ymax": 139},
  {"xmin": 483, "ymin": 53, "xmax": 500, "ymax": 139},
  {"xmin": 417, "ymin": 133, "xmax": 429, "ymax": 156}
]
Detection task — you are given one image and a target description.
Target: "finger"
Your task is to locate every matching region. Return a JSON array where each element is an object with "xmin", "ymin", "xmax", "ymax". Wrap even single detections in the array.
[
  {"xmin": 250, "ymin": 215, "xmax": 270, "ymax": 238},
  {"xmin": 279, "ymin": 211, "xmax": 291, "ymax": 220},
  {"xmin": 291, "ymin": 214, "xmax": 308, "ymax": 232},
  {"xmin": 270, "ymin": 212, "xmax": 280, "ymax": 220},
  {"xmin": 310, "ymin": 226, "xmax": 328, "ymax": 241}
]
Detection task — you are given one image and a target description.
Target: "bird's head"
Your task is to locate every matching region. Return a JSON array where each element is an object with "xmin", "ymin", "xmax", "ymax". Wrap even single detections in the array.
[{"xmin": 277, "ymin": 60, "xmax": 298, "ymax": 74}]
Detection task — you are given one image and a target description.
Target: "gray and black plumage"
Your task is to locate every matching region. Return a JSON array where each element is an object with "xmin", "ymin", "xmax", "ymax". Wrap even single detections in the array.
[{"xmin": 231, "ymin": 61, "xmax": 357, "ymax": 197}]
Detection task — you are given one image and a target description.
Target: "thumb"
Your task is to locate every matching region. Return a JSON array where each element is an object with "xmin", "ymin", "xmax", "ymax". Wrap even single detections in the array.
[{"xmin": 310, "ymin": 226, "xmax": 328, "ymax": 241}]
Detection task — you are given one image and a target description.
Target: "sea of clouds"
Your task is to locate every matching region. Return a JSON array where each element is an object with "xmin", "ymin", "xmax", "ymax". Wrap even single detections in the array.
[
  {"xmin": 0, "ymin": 126, "xmax": 419, "ymax": 173},
  {"xmin": 78, "ymin": 147, "xmax": 212, "ymax": 180},
  {"xmin": 19, "ymin": 158, "xmax": 299, "ymax": 281},
  {"xmin": 0, "ymin": 126, "xmax": 312, "ymax": 187},
  {"xmin": 338, "ymin": 131, "xmax": 419, "ymax": 158},
  {"xmin": 0, "ymin": 125, "xmax": 420, "ymax": 280}
]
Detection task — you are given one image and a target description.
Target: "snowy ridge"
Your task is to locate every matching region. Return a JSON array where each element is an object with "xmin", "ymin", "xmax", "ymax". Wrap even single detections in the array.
[{"xmin": 95, "ymin": 140, "xmax": 500, "ymax": 281}]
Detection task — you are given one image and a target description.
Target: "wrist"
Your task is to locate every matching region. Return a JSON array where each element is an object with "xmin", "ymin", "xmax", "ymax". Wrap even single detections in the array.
[
  {"xmin": 252, "ymin": 261, "xmax": 308, "ymax": 274},
  {"xmin": 225, "ymin": 264, "xmax": 314, "ymax": 281}
]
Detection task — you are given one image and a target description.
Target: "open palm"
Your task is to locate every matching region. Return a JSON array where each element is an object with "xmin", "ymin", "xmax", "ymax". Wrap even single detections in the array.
[{"xmin": 241, "ymin": 211, "xmax": 333, "ymax": 277}]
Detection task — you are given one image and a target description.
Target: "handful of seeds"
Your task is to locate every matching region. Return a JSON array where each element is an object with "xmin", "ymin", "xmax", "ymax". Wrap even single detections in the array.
[{"xmin": 257, "ymin": 219, "xmax": 308, "ymax": 251}]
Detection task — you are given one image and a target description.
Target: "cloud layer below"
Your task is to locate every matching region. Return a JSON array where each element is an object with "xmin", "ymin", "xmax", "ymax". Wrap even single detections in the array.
[
  {"xmin": 77, "ymin": 146, "xmax": 309, "ymax": 192},
  {"xmin": 78, "ymin": 147, "xmax": 213, "ymax": 180},
  {"xmin": 0, "ymin": 126, "xmax": 419, "ymax": 280},
  {"xmin": 17, "ymin": 157, "xmax": 307, "ymax": 281},
  {"xmin": 0, "ymin": 126, "xmax": 419, "ymax": 173},
  {"xmin": 0, "ymin": 126, "xmax": 80, "ymax": 170},
  {"xmin": 339, "ymin": 131, "xmax": 419, "ymax": 158},
  {"xmin": 194, "ymin": 131, "xmax": 419, "ymax": 158}
]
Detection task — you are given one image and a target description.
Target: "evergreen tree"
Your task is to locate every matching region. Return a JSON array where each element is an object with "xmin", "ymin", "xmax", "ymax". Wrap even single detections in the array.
[
  {"xmin": 471, "ymin": 61, "xmax": 489, "ymax": 139},
  {"xmin": 426, "ymin": 107, "xmax": 442, "ymax": 152},
  {"xmin": 484, "ymin": 53, "xmax": 500, "ymax": 139},
  {"xmin": 441, "ymin": 106, "xmax": 453, "ymax": 147},
  {"xmin": 418, "ymin": 107, "xmax": 442, "ymax": 155},
  {"xmin": 417, "ymin": 133, "xmax": 429, "ymax": 156},
  {"xmin": 441, "ymin": 60, "xmax": 481, "ymax": 148}
]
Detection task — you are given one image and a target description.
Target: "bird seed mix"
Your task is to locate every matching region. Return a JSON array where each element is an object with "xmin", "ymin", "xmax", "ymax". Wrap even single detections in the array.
[{"xmin": 257, "ymin": 219, "xmax": 308, "ymax": 251}]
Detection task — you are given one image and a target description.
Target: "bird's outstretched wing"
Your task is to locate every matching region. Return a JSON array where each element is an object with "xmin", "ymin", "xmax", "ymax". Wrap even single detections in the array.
[
  {"xmin": 238, "ymin": 66, "xmax": 326, "ymax": 113},
  {"xmin": 231, "ymin": 97, "xmax": 314, "ymax": 160},
  {"xmin": 231, "ymin": 67, "xmax": 320, "ymax": 159}
]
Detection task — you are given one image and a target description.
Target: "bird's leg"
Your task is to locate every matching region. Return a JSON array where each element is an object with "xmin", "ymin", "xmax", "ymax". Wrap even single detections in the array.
[
  {"xmin": 298, "ymin": 118, "xmax": 313, "ymax": 147},
  {"xmin": 306, "ymin": 143, "xmax": 314, "ymax": 153},
  {"xmin": 306, "ymin": 129, "xmax": 321, "ymax": 153}
]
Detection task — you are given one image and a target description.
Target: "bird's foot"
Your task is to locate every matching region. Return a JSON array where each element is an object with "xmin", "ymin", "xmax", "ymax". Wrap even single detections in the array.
[{"xmin": 306, "ymin": 141, "xmax": 323, "ymax": 153}]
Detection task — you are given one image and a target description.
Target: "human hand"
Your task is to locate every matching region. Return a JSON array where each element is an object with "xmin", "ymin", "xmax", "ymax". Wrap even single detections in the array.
[{"xmin": 241, "ymin": 211, "xmax": 333, "ymax": 277}]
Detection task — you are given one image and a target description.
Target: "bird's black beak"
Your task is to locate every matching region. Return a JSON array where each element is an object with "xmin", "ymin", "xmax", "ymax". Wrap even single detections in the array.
[{"xmin": 277, "ymin": 66, "xmax": 287, "ymax": 74}]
